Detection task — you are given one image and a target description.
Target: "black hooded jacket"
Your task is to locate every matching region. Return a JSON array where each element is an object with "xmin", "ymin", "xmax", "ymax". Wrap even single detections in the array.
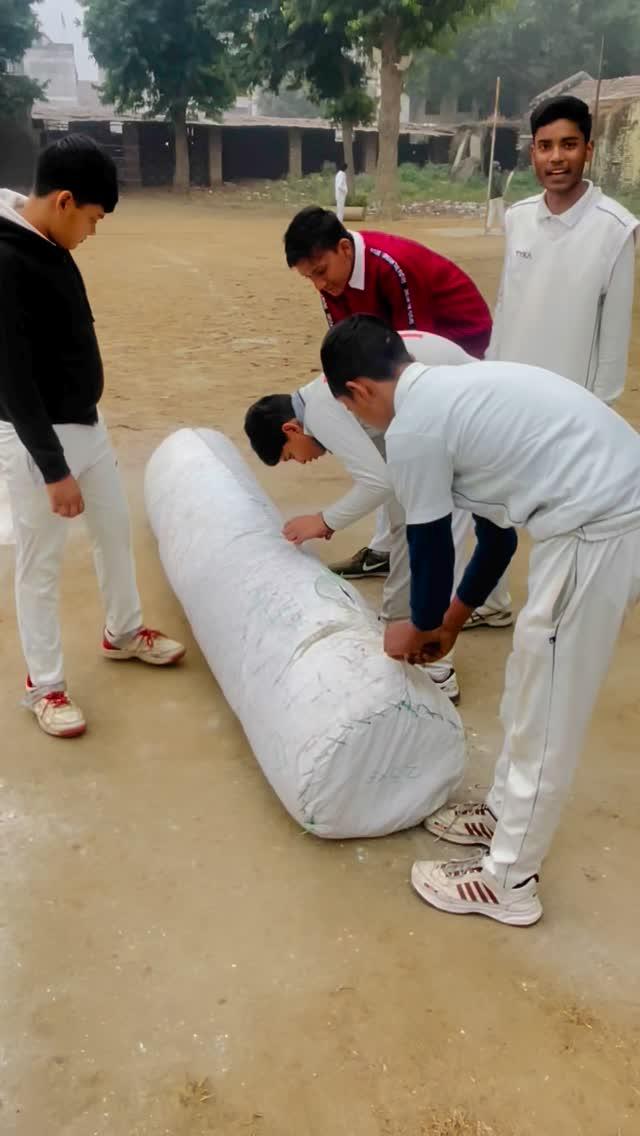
[{"xmin": 0, "ymin": 210, "xmax": 104, "ymax": 483}]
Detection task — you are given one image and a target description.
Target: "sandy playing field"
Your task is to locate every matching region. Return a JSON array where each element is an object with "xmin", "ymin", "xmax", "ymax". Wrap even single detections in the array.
[{"xmin": 0, "ymin": 194, "xmax": 639, "ymax": 1136}]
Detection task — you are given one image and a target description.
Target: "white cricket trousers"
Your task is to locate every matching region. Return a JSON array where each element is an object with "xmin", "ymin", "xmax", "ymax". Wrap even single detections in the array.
[
  {"xmin": 0, "ymin": 419, "xmax": 143, "ymax": 700},
  {"xmin": 336, "ymin": 191, "xmax": 347, "ymax": 223},
  {"xmin": 372, "ymin": 503, "xmax": 512, "ymax": 615},
  {"xmin": 485, "ymin": 524, "xmax": 640, "ymax": 886}
]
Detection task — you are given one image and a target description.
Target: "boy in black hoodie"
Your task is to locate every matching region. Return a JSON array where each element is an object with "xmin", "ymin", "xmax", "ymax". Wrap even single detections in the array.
[{"xmin": 0, "ymin": 135, "xmax": 185, "ymax": 739}]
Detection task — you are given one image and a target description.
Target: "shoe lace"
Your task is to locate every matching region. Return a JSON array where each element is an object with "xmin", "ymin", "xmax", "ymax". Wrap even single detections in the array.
[
  {"xmin": 45, "ymin": 691, "xmax": 71, "ymax": 708},
  {"xmin": 443, "ymin": 852, "xmax": 485, "ymax": 879},
  {"xmin": 454, "ymin": 803, "xmax": 495, "ymax": 820},
  {"xmin": 137, "ymin": 628, "xmax": 161, "ymax": 647}
]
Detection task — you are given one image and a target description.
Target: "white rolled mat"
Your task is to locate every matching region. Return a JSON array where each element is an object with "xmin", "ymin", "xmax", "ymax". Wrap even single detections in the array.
[{"xmin": 145, "ymin": 428, "xmax": 466, "ymax": 838}]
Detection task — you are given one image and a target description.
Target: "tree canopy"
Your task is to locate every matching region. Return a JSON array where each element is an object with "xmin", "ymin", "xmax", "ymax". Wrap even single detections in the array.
[
  {"xmin": 408, "ymin": 0, "xmax": 640, "ymax": 119},
  {"xmin": 82, "ymin": 0, "xmax": 241, "ymax": 188},
  {"xmin": 0, "ymin": 0, "xmax": 42, "ymax": 115}
]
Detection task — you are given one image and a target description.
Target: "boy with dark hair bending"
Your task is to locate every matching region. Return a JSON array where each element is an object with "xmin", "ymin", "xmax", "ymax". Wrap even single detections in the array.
[
  {"xmin": 0, "ymin": 135, "xmax": 185, "ymax": 738},
  {"xmin": 283, "ymin": 206, "xmax": 507, "ymax": 613},
  {"xmin": 321, "ymin": 314, "xmax": 640, "ymax": 926}
]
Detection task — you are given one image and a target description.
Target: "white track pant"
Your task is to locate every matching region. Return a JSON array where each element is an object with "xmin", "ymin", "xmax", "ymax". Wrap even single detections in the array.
[
  {"xmin": 336, "ymin": 191, "xmax": 347, "ymax": 223},
  {"xmin": 485, "ymin": 525, "xmax": 640, "ymax": 885},
  {"xmin": 0, "ymin": 419, "xmax": 143, "ymax": 700}
]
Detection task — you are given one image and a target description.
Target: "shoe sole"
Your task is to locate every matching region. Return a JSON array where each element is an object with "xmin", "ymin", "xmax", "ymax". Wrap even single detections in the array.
[
  {"xmin": 411, "ymin": 866, "xmax": 542, "ymax": 926},
  {"xmin": 36, "ymin": 720, "xmax": 87, "ymax": 739},
  {"xmin": 424, "ymin": 821, "xmax": 493, "ymax": 847},
  {"xmin": 102, "ymin": 647, "xmax": 186, "ymax": 666},
  {"xmin": 462, "ymin": 613, "xmax": 514, "ymax": 630},
  {"xmin": 440, "ymin": 689, "xmax": 460, "ymax": 705},
  {"xmin": 332, "ymin": 568, "xmax": 389, "ymax": 579}
]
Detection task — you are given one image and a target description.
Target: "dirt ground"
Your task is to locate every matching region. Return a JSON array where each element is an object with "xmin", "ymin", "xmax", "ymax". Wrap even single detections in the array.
[{"xmin": 1, "ymin": 195, "xmax": 639, "ymax": 1136}]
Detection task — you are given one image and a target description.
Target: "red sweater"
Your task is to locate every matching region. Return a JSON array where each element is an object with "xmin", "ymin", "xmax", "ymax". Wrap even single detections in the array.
[{"xmin": 321, "ymin": 230, "xmax": 492, "ymax": 358}]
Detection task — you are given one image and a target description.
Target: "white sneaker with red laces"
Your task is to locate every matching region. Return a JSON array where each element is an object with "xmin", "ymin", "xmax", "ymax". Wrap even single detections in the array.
[
  {"xmin": 411, "ymin": 853, "xmax": 542, "ymax": 926},
  {"xmin": 28, "ymin": 685, "xmax": 87, "ymax": 739},
  {"xmin": 425, "ymin": 801, "xmax": 497, "ymax": 847},
  {"xmin": 102, "ymin": 628, "xmax": 186, "ymax": 666}
]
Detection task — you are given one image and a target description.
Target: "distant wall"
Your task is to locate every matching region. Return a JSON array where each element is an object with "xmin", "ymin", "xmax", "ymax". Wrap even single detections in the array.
[
  {"xmin": 596, "ymin": 100, "xmax": 640, "ymax": 190},
  {"xmin": 222, "ymin": 126, "xmax": 289, "ymax": 180},
  {"xmin": 23, "ymin": 42, "xmax": 77, "ymax": 102},
  {"xmin": 28, "ymin": 118, "xmax": 455, "ymax": 187}
]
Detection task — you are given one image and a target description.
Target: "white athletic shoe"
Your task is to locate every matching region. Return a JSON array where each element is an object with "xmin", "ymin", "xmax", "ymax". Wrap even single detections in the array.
[
  {"xmin": 29, "ymin": 684, "xmax": 87, "ymax": 739},
  {"xmin": 411, "ymin": 853, "xmax": 542, "ymax": 926},
  {"xmin": 463, "ymin": 606, "xmax": 513, "ymax": 630},
  {"xmin": 425, "ymin": 801, "xmax": 496, "ymax": 846},
  {"xmin": 429, "ymin": 666, "xmax": 460, "ymax": 704},
  {"xmin": 102, "ymin": 627, "xmax": 186, "ymax": 666}
]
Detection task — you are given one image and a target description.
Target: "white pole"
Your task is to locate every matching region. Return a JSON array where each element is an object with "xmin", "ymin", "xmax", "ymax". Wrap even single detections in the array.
[
  {"xmin": 484, "ymin": 75, "xmax": 501, "ymax": 234},
  {"xmin": 589, "ymin": 35, "xmax": 605, "ymax": 183}
]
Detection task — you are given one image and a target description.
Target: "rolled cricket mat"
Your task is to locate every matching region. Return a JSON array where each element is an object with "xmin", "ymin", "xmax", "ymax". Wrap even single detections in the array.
[{"xmin": 144, "ymin": 428, "xmax": 466, "ymax": 839}]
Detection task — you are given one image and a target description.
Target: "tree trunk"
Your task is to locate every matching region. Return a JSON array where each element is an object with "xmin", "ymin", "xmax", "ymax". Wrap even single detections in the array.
[
  {"xmin": 376, "ymin": 20, "xmax": 403, "ymax": 214},
  {"xmin": 342, "ymin": 120, "xmax": 355, "ymax": 196},
  {"xmin": 172, "ymin": 104, "xmax": 190, "ymax": 192}
]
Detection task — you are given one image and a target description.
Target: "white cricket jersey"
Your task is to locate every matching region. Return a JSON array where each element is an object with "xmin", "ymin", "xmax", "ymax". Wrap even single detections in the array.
[
  {"xmin": 489, "ymin": 183, "xmax": 638, "ymax": 403},
  {"xmin": 297, "ymin": 331, "xmax": 473, "ymax": 532},
  {"xmin": 385, "ymin": 361, "xmax": 640, "ymax": 542}
]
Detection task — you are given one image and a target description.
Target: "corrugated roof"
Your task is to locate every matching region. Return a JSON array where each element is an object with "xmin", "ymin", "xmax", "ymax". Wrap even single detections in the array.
[
  {"xmin": 569, "ymin": 75, "xmax": 640, "ymax": 104},
  {"xmin": 531, "ymin": 71, "xmax": 593, "ymax": 107},
  {"xmin": 32, "ymin": 97, "xmax": 454, "ymax": 137}
]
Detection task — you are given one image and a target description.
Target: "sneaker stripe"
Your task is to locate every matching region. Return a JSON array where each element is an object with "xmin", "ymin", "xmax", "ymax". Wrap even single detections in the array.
[
  {"xmin": 479, "ymin": 823, "xmax": 494, "ymax": 840},
  {"xmin": 482, "ymin": 883, "xmax": 499, "ymax": 904},
  {"xmin": 463, "ymin": 883, "xmax": 477, "ymax": 902},
  {"xmin": 456, "ymin": 884, "xmax": 467, "ymax": 900}
]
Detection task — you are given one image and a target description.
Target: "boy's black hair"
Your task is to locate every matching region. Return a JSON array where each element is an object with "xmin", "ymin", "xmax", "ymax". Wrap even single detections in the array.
[
  {"xmin": 338, "ymin": 162, "xmax": 348, "ymax": 172},
  {"xmin": 284, "ymin": 205, "xmax": 350, "ymax": 267},
  {"xmin": 244, "ymin": 393, "xmax": 297, "ymax": 466},
  {"xmin": 35, "ymin": 134, "xmax": 119, "ymax": 213},
  {"xmin": 321, "ymin": 315, "xmax": 412, "ymax": 398},
  {"xmin": 530, "ymin": 96, "xmax": 592, "ymax": 143}
]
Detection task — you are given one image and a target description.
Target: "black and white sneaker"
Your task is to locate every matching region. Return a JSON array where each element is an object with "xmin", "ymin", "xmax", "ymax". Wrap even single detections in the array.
[{"xmin": 329, "ymin": 547, "xmax": 390, "ymax": 579}]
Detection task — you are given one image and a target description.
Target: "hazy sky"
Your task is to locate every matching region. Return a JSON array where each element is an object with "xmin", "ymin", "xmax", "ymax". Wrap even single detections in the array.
[{"xmin": 36, "ymin": 0, "xmax": 98, "ymax": 79}]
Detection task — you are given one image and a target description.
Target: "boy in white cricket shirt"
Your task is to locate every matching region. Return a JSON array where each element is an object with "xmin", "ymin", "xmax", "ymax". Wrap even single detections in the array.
[
  {"xmin": 322, "ymin": 316, "xmax": 640, "ymax": 927},
  {"xmin": 244, "ymin": 329, "xmax": 480, "ymax": 703},
  {"xmin": 476, "ymin": 95, "xmax": 638, "ymax": 633},
  {"xmin": 490, "ymin": 95, "xmax": 638, "ymax": 403}
]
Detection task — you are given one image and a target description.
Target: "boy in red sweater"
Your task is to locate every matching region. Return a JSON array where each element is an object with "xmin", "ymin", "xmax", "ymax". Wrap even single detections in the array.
[{"xmin": 283, "ymin": 206, "xmax": 494, "ymax": 583}]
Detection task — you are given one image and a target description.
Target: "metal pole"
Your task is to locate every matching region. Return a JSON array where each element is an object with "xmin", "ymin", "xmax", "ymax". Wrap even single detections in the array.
[
  {"xmin": 589, "ymin": 35, "xmax": 605, "ymax": 182},
  {"xmin": 484, "ymin": 75, "xmax": 501, "ymax": 234}
]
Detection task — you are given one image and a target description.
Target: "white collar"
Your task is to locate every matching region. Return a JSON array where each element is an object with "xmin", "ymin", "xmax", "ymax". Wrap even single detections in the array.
[
  {"xmin": 393, "ymin": 362, "xmax": 430, "ymax": 413},
  {"xmin": 347, "ymin": 230, "xmax": 366, "ymax": 290},
  {"xmin": 0, "ymin": 188, "xmax": 52, "ymax": 242},
  {"xmin": 537, "ymin": 181, "xmax": 599, "ymax": 228}
]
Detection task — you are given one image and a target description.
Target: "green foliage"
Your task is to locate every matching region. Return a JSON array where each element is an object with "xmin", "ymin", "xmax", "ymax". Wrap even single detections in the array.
[
  {"xmin": 408, "ymin": 0, "xmax": 640, "ymax": 118},
  {"xmin": 245, "ymin": 0, "xmax": 374, "ymax": 129},
  {"xmin": 0, "ymin": 0, "xmax": 39, "ymax": 67},
  {"xmin": 0, "ymin": 0, "xmax": 43, "ymax": 116},
  {"xmin": 293, "ymin": 0, "xmax": 495, "ymax": 58},
  {"xmin": 81, "ymin": 0, "xmax": 239, "ymax": 119},
  {"xmin": 0, "ymin": 71, "xmax": 41, "ymax": 115},
  {"xmin": 251, "ymin": 163, "xmax": 538, "ymax": 207}
]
